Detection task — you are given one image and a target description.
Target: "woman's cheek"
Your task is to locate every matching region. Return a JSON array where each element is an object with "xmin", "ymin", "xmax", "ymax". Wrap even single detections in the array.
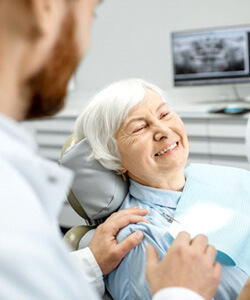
[{"xmin": 177, "ymin": 121, "xmax": 187, "ymax": 136}]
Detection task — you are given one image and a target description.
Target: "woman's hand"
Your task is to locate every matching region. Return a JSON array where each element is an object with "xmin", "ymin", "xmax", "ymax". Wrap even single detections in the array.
[
  {"xmin": 89, "ymin": 207, "xmax": 148, "ymax": 275},
  {"xmin": 146, "ymin": 232, "xmax": 221, "ymax": 300}
]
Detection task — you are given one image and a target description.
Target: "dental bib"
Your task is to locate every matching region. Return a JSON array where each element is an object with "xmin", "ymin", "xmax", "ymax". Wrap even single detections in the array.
[{"xmin": 169, "ymin": 163, "xmax": 250, "ymax": 275}]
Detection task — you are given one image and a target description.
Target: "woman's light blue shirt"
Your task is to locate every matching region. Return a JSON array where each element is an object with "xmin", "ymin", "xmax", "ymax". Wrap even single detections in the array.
[{"xmin": 105, "ymin": 179, "xmax": 248, "ymax": 300}]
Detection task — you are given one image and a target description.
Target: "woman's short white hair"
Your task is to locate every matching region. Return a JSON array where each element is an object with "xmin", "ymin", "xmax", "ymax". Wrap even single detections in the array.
[{"xmin": 74, "ymin": 78, "xmax": 166, "ymax": 172}]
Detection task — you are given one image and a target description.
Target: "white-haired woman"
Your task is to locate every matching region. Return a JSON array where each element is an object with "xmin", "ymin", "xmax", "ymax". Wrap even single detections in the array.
[{"xmin": 74, "ymin": 79, "xmax": 249, "ymax": 300}]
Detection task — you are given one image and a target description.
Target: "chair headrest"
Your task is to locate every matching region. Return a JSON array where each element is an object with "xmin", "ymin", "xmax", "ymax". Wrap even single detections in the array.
[{"xmin": 60, "ymin": 138, "xmax": 129, "ymax": 220}]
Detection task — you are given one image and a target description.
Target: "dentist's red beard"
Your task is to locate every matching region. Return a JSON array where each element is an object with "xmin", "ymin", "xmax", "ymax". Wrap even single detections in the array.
[{"xmin": 24, "ymin": 10, "xmax": 81, "ymax": 120}]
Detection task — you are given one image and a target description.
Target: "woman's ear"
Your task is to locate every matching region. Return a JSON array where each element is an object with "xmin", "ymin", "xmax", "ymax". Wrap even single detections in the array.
[
  {"xmin": 120, "ymin": 168, "xmax": 127, "ymax": 182},
  {"xmin": 120, "ymin": 168, "xmax": 127, "ymax": 174}
]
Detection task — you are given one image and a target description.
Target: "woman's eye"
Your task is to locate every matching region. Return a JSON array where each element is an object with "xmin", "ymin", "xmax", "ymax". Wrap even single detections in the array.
[
  {"xmin": 133, "ymin": 126, "xmax": 145, "ymax": 133},
  {"xmin": 161, "ymin": 112, "xmax": 170, "ymax": 119}
]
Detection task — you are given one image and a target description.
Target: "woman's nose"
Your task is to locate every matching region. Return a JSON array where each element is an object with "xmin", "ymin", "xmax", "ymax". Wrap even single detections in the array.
[{"xmin": 153, "ymin": 124, "xmax": 171, "ymax": 141}]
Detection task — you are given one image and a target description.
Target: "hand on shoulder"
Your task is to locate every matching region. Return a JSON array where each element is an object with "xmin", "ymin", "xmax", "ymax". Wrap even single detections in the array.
[{"xmin": 89, "ymin": 207, "xmax": 149, "ymax": 275}]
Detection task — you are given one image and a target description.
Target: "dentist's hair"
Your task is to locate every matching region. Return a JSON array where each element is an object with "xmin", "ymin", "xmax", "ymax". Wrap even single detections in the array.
[{"xmin": 74, "ymin": 78, "xmax": 166, "ymax": 172}]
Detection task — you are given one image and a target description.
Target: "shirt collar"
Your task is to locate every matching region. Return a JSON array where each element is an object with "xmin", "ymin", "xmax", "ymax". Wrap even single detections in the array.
[
  {"xmin": 129, "ymin": 179, "xmax": 182, "ymax": 209},
  {"xmin": 0, "ymin": 113, "xmax": 73, "ymax": 222},
  {"xmin": 0, "ymin": 113, "xmax": 37, "ymax": 152}
]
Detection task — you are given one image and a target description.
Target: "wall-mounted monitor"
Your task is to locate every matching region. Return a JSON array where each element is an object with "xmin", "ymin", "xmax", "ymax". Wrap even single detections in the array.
[{"xmin": 172, "ymin": 25, "xmax": 250, "ymax": 86}]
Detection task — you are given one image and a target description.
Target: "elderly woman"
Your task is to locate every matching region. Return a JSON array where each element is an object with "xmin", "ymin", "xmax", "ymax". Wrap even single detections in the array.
[{"xmin": 74, "ymin": 79, "xmax": 249, "ymax": 300}]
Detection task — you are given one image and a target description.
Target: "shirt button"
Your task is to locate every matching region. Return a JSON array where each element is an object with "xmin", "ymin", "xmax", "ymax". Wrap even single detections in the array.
[{"xmin": 47, "ymin": 176, "xmax": 57, "ymax": 184}]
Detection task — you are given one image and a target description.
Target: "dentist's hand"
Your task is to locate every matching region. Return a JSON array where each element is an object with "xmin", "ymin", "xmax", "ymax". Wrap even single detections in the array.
[
  {"xmin": 89, "ymin": 207, "xmax": 148, "ymax": 275},
  {"xmin": 237, "ymin": 277, "xmax": 250, "ymax": 300},
  {"xmin": 146, "ymin": 232, "xmax": 221, "ymax": 300}
]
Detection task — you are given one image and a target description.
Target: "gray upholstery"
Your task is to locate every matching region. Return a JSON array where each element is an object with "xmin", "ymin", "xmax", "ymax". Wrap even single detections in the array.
[
  {"xmin": 61, "ymin": 137, "xmax": 123, "ymax": 300},
  {"xmin": 60, "ymin": 138, "xmax": 128, "ymax": 221}
]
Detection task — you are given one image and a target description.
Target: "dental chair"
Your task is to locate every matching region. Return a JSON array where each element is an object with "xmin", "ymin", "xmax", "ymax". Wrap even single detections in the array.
[
  {"xmin": 60, "ymin": 135, "xmax": 94, "ymax": 250},
  {"xmin": 59, "ymin": 135, "xmax": 129, "ymax": 299}
]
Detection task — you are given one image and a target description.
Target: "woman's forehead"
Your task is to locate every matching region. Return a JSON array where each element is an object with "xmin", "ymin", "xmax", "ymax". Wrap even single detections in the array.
[
  {"xmin": 128, "ymin": 93, "xmax": 167, "ymax": 117},
  {"xmin": 121, "ymin": 97, "xmax": 168, "ymax": 130}
]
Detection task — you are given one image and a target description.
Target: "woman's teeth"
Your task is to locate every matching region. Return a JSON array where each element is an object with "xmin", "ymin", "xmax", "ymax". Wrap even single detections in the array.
[{"xmin": 155, "ymin": 143, "xmax": 177, "ymax": 156}]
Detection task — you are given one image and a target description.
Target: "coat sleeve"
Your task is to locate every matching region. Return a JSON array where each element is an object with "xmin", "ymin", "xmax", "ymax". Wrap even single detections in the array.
[
  {"xmin": 153, "ymin": 287, "xmax": 205, "ymax": 300},
  {"xmin": 69, "ymin": 247, "xmax": 105, "ymax": 297}
]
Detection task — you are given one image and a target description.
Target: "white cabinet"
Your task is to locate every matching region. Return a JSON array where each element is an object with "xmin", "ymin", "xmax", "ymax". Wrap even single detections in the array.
[
  {"xmin": 182, "ymin": 117, "xmax": 210, "ymax": 164},
  {"xmin": 33, "ymin": 114, "xmax": 76, "ymax": 161},
  {"xmin": 179, "ymin": 113, "xmax": 250, "ymax": 170}
]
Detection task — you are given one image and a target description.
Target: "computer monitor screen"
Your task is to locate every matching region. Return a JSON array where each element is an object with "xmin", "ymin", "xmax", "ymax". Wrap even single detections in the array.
[{"xmin": 172, "ymin": 25, "xmax": 250, "ymax": 86}]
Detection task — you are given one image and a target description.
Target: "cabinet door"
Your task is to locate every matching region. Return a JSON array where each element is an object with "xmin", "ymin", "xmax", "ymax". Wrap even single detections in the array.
[
  {"xmin": 183, "ymin": 118, "xmax": 210, "ymax": 164},
  {"xmin": 208, "ymin": 117, "xmax": 249, "ymax": 169},
  {"xmin": 208, "ymin": 118, "xmax": 246, "ymax": 138},
  {"xmin": 34, "ymin": 116, "xmax": 76, "ymax": 161}
]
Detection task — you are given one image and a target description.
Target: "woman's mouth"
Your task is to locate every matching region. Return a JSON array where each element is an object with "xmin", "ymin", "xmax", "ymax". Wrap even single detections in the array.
[{"xmin": 155, "ymin": 142, "xmax": 178, "ymax": 156}]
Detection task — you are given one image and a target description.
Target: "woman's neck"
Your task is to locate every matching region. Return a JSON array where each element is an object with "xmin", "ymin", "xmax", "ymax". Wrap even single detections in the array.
[
  {"xmin": 160, "ymin": 172, "xmax": 185, "ymax": 191},
  {"xmin": 130, "ymin": 169, "xmax": 186, "ymax": 191}
]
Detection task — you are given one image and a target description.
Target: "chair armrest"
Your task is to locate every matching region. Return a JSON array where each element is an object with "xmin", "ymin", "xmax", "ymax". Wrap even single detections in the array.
[{"xmin": 64, "ymin": 225, "xmax": 93, "ymax": 251}]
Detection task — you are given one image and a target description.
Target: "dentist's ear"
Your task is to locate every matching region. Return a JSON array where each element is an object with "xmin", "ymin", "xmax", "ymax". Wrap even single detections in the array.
[
  {"xmin": 20, "ymin": 0, "xmax": 67, "ymax": 79},
  {"xmin": 30, "ymin": 0, "xmax": 65, "ymax": 38}
]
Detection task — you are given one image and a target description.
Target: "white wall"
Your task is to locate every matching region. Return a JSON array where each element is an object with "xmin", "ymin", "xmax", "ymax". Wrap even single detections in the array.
[{"xmin": 65, "ymin": 0, "xmax": 250, "ymax": 110}]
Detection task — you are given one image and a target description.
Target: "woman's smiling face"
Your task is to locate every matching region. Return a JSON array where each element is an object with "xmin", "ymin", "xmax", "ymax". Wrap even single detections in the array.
[{"xmin": 116, "ymin": 89, "xmax": 189, "ymax": 188}]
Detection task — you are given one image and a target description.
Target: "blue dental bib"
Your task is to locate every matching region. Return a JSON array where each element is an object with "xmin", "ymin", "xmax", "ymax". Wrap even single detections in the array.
[{"xmin": 169, "ymin": 163, "xmax": 250, "ymax": 274}]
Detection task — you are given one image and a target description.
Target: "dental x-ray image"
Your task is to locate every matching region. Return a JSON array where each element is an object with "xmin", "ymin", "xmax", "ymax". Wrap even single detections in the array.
[{"xmin": 172, "ymin": 26, "xmax": 250, "ymax": 85}]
